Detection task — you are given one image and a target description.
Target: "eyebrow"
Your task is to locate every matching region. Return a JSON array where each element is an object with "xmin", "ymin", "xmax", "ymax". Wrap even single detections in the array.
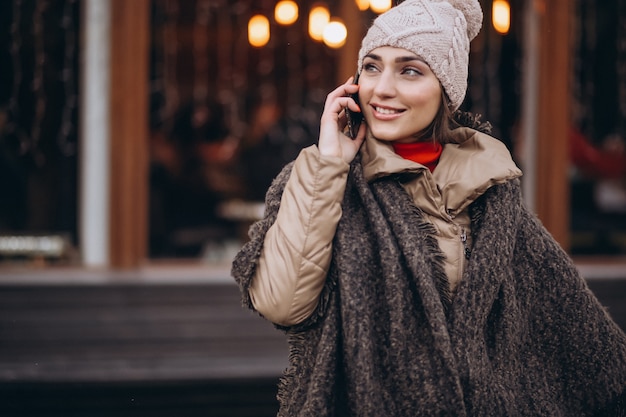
[{"xmin": 364, "ymin": 53, "xmax": 426, "ymax": 64}]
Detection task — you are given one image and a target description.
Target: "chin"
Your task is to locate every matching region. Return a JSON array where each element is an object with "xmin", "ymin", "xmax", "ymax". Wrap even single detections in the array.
[{"xmin": 369, "ymin": 127, "xmax": 408, "ymax": 143}]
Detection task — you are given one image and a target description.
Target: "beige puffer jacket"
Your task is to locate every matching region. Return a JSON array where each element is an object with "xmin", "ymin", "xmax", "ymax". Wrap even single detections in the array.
[{"xmin": 249, "ymin": 127, "xmax": 522, "ymax": 326}]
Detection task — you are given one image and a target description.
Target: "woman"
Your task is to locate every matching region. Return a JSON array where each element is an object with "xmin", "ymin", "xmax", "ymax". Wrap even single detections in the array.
[{"xmin": 232, "ymin": 1, "xmax": 626, "ymax": 415}]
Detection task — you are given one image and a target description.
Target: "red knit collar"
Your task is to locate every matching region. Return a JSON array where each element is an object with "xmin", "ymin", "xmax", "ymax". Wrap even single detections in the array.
[{"xmin": 391, "ymin": 141, "xmax": 443, "ymax": 172}]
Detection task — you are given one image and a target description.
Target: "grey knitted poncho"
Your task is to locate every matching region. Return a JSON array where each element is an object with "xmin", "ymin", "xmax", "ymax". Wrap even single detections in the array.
[{"xmin": 232, "ymin": 150, "xmax": 626, "ymax": 416}]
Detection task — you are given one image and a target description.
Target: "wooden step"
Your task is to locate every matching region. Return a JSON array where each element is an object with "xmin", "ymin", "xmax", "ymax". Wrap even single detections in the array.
[{"xmin": 0, "ymin": 281, "xmax": 288, "ymax": 383}]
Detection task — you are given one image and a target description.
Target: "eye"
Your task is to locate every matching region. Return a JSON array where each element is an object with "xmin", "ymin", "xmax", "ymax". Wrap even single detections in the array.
[
  {"xmin": 402, "ymin": 67, "xmax": 423, "ymax": 76},
  {"xmin": 362, "ymin": 62, "xmax": 380, "ymax": 73}
]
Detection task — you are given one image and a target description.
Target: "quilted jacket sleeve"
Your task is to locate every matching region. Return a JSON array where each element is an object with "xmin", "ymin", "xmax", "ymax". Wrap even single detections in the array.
[{"xmin": 248, "ymin": 145, "xmax": 350, "ymax": 326}]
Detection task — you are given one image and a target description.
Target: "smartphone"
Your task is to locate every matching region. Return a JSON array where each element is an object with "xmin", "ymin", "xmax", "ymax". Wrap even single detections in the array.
[{"xmin": 345, "ymin": 71, "xmax": 363, "ymax": 139}]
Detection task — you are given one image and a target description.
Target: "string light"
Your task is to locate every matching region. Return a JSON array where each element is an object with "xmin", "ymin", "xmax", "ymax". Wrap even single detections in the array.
[
  {"xmin": 30, "ymin": 0, "xmax": 48, "ymax": 164},
  {"xmin": 492, "ymin": 0, "xmax": 511, "ymax": 34},
  {"xmin": 308, "ymin": 5, "xmax": 330, "ymax": 42},
  {"xmin": 193, "ymin": 0, "xmax": 211, "ymax": 105},
  {"xmin": 252, "ymin": 1, "xmax": 397, "ymax": 48},
  {"xmin": 369, "ymin": 0, "xmax": 392, "ymax": 14},
  {"xmin": 248, "ymin": 14, "xmax": 270, "ymax": 47},
  {"xmin": 57, "ymin": 0, "xmax": 78, "ymax": 156},
  {"xmin": 275, "ymin": 0, "xmax": 299, "ymax": 25},
  {"xmin": 163, "ymin": 0, "xmax": 181, "ymax": 125},
  {"xmin": 7, "ymin": 0, "xmax": 23, "ymax": 142},
  {"xmin": 323, "ymin": 19, "xmax": 347, "ymax": 48}
]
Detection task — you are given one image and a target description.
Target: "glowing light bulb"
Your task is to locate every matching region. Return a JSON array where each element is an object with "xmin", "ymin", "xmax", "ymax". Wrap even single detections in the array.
[
  {"xmin": 369, "ymin": 0, "xmax": 391, "ymax": 13},
  {"xmin": 323, "ymin": 19, "xmax": 347, "ymax": 48},
  {"xmin": 355, "ymin": 0, "xmax": 370, "ymax": 11},
  {"xmin": 248, "ymin": 14, "xmax": 270, "ymax": 47},
  {"xmin": 492, "ymin": 0, "xmax": 511, "ymax": 34},
  {"xmin": 309, "ymin": 5, "xmax": 330, "ymax": 42},
  {"xmin": 275, "ymin": 1, "xmax": 299, "ymax": 25}
]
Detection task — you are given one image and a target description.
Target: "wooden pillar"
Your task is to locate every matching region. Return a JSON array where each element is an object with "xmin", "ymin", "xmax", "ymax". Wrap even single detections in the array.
[
  {"xmin": 535, "ymin": 0, "xmax": 571, "ymax": 249},
  {"xmin": 109, "ymin": 0, "xmax": 150, "ymax": 268}
]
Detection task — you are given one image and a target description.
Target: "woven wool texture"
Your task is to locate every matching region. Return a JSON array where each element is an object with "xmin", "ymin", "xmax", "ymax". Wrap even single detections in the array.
[{"xmin": 357, "ymin": 0, "xmax": 483, "ymax": 110}]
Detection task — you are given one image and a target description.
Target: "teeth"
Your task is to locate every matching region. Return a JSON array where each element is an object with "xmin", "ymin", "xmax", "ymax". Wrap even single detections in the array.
[{"xmin": 376, "ymin": 107, "xmax": 400, "ymax": 115}]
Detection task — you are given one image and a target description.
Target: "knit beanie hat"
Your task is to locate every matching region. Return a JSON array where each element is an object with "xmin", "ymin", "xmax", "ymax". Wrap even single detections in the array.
[{"xmin": 357, "ymin": 0, "xmax": 483, "ymax": 110}]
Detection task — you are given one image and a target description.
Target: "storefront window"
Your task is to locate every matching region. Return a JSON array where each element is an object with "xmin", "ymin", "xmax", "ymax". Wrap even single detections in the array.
[
  {"xmin": 1, "ymin": 0, "xmax": 623, "ymax": 266},
  {"xmin": 0, "ymin": 0, "xmax": 80, "ymax": 264},
  {"xmin": 147, "ymin": 0, "xmax": 345, "ymax": 259},
  {"xmin": 570, "ymin": 0, "xmax": 626, "ymax": 255}
]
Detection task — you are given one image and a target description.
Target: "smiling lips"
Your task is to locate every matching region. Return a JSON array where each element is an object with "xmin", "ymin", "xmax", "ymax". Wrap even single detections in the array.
[{"xmin": 372, "ymin": 105, "xmax": 405, "ymax": 119}]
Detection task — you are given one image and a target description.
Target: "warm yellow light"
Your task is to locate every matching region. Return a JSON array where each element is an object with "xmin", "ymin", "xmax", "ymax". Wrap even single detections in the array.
[
  {"xmin": 248, "ymin": 14, "xmax": 270, "ymax": 47},
  {"xmin": 369, "ymin": 0, "xmax": 392, "ymax": 13},
  {"xmin": 492, "ymin": 0, "xmax": 511, "ymax": 34},
  {"xmin": 323, "ymin": 19, "xmax": 347, "ymax": 48},
  {"xmin": 355, "ymin": 0, "xmax": 370, "ymax": 11},
  {"xmin": 308, "ymin": 5, "xmax": 330, "ymax": 42},
  {"xmin": 275, "ymin": 1, "xmax": 299, "ymax": 25}
]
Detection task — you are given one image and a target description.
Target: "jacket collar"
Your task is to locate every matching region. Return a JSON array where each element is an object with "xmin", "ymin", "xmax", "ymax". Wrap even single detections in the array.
[{"xmin": 360, "ymin": 127, "xmax": 523, "ymax": 215}]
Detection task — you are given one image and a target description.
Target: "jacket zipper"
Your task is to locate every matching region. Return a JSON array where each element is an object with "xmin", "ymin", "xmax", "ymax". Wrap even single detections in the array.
[
  {"xmin": 447, "ymin": 210, "xmax": 471, "ymax": 260},
  {"xmin": 460, "ymin": 227, "xmax": 471, "ymax": 260}
]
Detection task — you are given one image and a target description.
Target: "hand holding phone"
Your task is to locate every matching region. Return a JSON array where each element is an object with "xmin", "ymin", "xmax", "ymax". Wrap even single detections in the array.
[
  {"xmin": 345, "ymin": 72, "xmax": 363, "ymax": 140},
  {"xmin": 318, "ymin": 75, "xmax": 365, "ymax": 163}
]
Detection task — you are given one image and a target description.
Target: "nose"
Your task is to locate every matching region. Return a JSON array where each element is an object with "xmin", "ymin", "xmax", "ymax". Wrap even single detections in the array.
[{"xmin": 372, "ymin": 69, "xmax": 397, "ymax": 98}]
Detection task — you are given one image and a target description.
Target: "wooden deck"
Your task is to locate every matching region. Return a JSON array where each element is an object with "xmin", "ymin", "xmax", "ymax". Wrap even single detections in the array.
[
  {"xmin": 0, "ymin": 265, "xmax": 287, "ymax": 416},
  {"xmin": 0, "ymin": 261, "xmax": 624, "ymax": 416},
  {"xmin": 0, "ymin": 283, "xmax": 287, "ymax": 383}
]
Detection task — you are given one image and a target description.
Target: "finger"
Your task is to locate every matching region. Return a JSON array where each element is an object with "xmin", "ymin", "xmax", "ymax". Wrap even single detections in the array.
[
  {"xmin": 326, "ymin": 81, "xmax": 359, "ymax": 103},
  {"xmin": 356, "ymin": 121, "xmax": 367, "ymax": 140},
  {"xmin": 346, "ymin": 98, "xmax": 361, "ymax": 113},
  {"xmin": 322, "ymin": 97, "xmax": 358, "ymax": 122},
  {"xmin": 338, "ymin": 108, "xmax": 347, "ymax": 124}
]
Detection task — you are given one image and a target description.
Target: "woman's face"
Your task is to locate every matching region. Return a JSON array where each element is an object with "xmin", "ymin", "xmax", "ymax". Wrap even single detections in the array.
[{"xmin": 358, "ymin": 46, "xmax": 442, "ymax": 143}]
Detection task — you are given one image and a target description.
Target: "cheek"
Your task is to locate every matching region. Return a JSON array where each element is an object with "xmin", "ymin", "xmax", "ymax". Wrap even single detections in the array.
[
  {"xmin": 408, "ymin": 81, "xmax": 440, "ymax": 105},
  {"xmin": 425, "ymin": 93, "xmax": 441, "ymax": 114},
  {"xmin": 357, "ymin": 84, "xmax": 370, "ymax": 104},
  {"xmin": 427, "ymin": 82, "xmax": 443, "ymax": 109},
  {"xmin": 409, "ymin": 88, "xmax": 441, "ymax": 119},
  {"xmin": 357, "ymin": 87, "xmax": 372, "ymax": 117}
]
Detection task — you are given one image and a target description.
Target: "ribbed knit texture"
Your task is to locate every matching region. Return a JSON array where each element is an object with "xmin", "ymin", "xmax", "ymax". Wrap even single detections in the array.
[{"xmin": 232, "ymin": 131, "xmax": 626, "ymax": 416}]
